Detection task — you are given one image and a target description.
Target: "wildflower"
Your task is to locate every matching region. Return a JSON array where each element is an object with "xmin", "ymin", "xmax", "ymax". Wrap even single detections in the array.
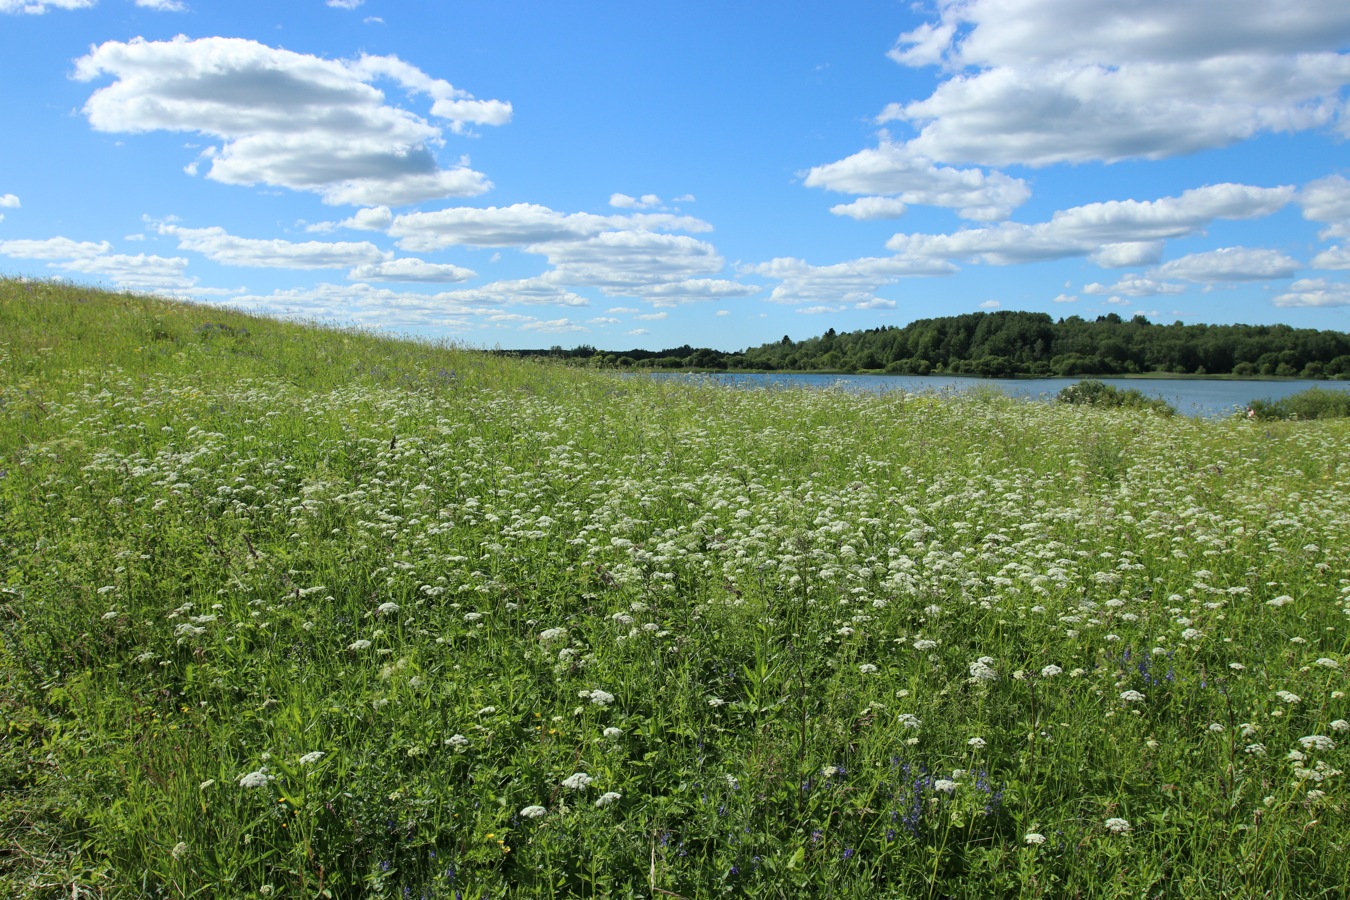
[
  {"xmin": 298, "ymin": 751, "xmax": 325, "ymax": 766},
  {"xmin": 1229, "ymin": 663, "xmax": 1245, "ymax": 671},
  {"xmin": 478, "ymin": 706, "xmax": 497, "ymax": 716},
  {"xmin": 595, "ymin": 792, "xmax": 621, "ymax": 807},
  {"xmin": 1208, "ymin": 723, "xmax": 1224, "ymax": 733},
  {"xmin": 376, "ymin": 602, "xmax": 399, "ymax": 615},
  {"xmin": 539, "ymin": 627, "xmax": 567, "ymax": 641},
  {"xmin": 968, "ymin": 660, "xmax": 997, "ymax": 682},
  {"xmin": 1331, "ymin": 720, "xmax": 1350, "ymax": 733},
  {"xmin": 603, "ymin": 727, "xmax": 623, "ymax": 739},
  {"xmin": 238, "ymin": 770, "xmax": 270, "ymax": 789},
  {"xmin": 1245, "ymin": 743, "xmax": 1266, "ymax": 756},
  {"xmin": 171, "ymin": 841, "xmax": 188, "ymax": 860},
  {"xmin": 1314, "ymin": 658, "xmax": 1340, "ymax": 669},
  {"xmin": 1299, "ymin": 735, "xmax": 1336, "ymax": 752},
  {"xmin": 347, "ymin": 639, "xmax": 372, "ymax": 651},
  {"xmin": 446, "ymin": 734, "xmax": 469, "ymax": 749},
  {"xmin": 858, "ymin": 663, "xmax": 878, "ymax": 674},
  {"xmin": 1024, "ymin": 833, "xmax": 1046, "ymax": 846},
  {"xmin": 968, "ymin": 737, "xmax": 987, "ymax": 750},
  {"xmin": 934, "ymin": 779, "xmax": 957, "ymax": 793},
  {"xmin": 1275, "ymin": 691, "xmax": 1301, "ymax": 704},
  {"xmin": 586, "ymin": 689, "xmax": 615, "ymax": 706},
  {"xmin": 1120, "ymin": 690, "xmax": 1145, "ymax": 703},
  {"xmin": 1267, "ymin": 595, "xmax": 1294, "ymax": 607},
  {"xmin": 708, "ymin": 697, "xmax": 725, "ymax": 707},
  {"xmin": 1105, "ymin": 817, "xmax": 1132, "ymax": 834},
  {"xmin": 913, "ymin": 639, "xmax": 938, "ymax": 651},
  {"xmin": 898, "ymin": 713, "xmax": 921, "ymax": 729},
  {"xmin": 562, "ymin": 772, "xmax": 593, "ymax": 790},
  {"xmin": 199, "ymin": 779, "xmax": 215, "ymax": 790},
  {"xmin": 1040, "ymin": 665, "xmax": 1062, "ymax": 678},
  {"xmin": 519, "ymin": 805, "xmax": 547, "ymax": 819},
  {"xmin": 1181, "ymin": 628, "xmax": 1202, "ymax": 641}
]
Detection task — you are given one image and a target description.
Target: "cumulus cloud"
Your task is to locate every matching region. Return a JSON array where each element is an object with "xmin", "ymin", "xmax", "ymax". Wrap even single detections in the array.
[
  {"xmin": 1083, "ymin": 276, "xmax": 1185, "ymax": 297},
  {"xmin": 609, "ymin": 193, "xmax": 663, "ymax": 209},
  {"xmin": 749, "ymin": 254, "xmax": 956, "ymax": 306},
  {"xmin": 1151, "ymin": 247, "xmax": 1301, "ymax": 282},
  {"xmin": 829, "ymin": 197, "xmax": 909, "ymax": 220},
  {"xmin": 0, "ymin": 194, "xmax": 19, "ymax": 208},
  {"xmin": 530, "ymin": 231, "xmax": 726, "ymax": 291},
  {"xmin": 805, "ymin": 139, "xmax": 1030, "ymax": 220},
  {"xmin": 135, "ymin": 0, "xmax": 185, "ymax": 11},
  {"xmin": 434, "ymin": 277, "xmax": 589, "ymax": 307},
  {"xmin": 0, "ymin": 236, "xmax": 194, "ymax": 290},
  {"xmin": 158, "ymin": 224, "xmax": 389, "ymax": 269},
  {"xmin": 1299, "ymin": 174, "xmax": 1350, "ymax": 239},
  {"xmin": 74, "ymin": 36, "xmax": 510, "ymax": 206},
  {"xmin": 886, "ymin": 183, "xmax": 1293, "ymax": 267},
  {"xmin": 0, "ymin": 0, "xmax": 93, "ymax": 12},
  {"xmin": 1311, "ymin": 245, "xmax": 1350, "ymax": 269},
  {"xmin": 1273, "ymin": 278, "xmax": 1350, "ymax": 307},
  {"xmin": 389, "ymin": 203, "xmax": 710, "ymax": 250},
  {"xmin": 880, "ymin": 0, "xmax": 1350, "ymax": 167},
  {"xmin": 347, "ymin": 259, "xmax": 475, "ymax": 283}
]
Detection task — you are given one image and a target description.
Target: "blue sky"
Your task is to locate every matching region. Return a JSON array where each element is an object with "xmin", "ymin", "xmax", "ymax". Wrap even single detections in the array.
[{"xmin": 2, "ymin": 0, "xmax": 1349, "ymax": 351}]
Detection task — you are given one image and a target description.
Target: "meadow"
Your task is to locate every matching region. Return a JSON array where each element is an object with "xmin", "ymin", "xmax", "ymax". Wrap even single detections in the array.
[{"xmin": 1, "ymin": 278, "xmax": 1348, "ymax": 898}]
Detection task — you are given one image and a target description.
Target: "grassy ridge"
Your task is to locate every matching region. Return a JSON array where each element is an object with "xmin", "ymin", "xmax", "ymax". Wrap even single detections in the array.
[{"xmin": 2, "ymin": 279, "xmax": 1349, "ymax": 898}]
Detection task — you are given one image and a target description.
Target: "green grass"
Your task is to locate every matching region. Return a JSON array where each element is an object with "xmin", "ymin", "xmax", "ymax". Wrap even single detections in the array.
[{"xmin": 3, "ymin": 279, "xmax": 1349, "ymax": 898}]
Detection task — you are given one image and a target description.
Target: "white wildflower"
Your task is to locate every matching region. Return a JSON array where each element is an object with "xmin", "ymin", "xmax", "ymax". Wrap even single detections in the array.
[
  {"xmin": 934, "ymin": 779, "xmax": 957, "ymax": 793},
  {"xmin": 519, "ymin": 805, "xmax": 547, "ymax": 819},
  {"xmin": 347, "ymin": 639, "xmax": 372, "ymax": 651},
  {"xmin": 859, "ymin": 663, "xmax": 878, "ymax": 674},
  {"xmin": 376, "ymin": 602, "xmax": 399, "ymax": 615},
  {"xmin": 1120, "ymin": 690, "xmax": 1145, "ymax": 703},
  {"xmin": 1105, "ymin": 817, "xmax": 1132, "ymax": 834},
  {"xmin": 562, "ymin": 772, "xmax": 593, "ymax": 790},
  {"xmin": 1040, "ymin": 665, "xmax": 1062, "ymax": 678},
  {"xmin": 603, "ymin": 727, "xmax": 623, "ymax": 739},
  {"xmin": 1276, "ymin": 691, "xmax": 1302, "ymax": 704},
  {"xmin": 297, "ymin": 751, "xmax": 325, "ymax": 766},
  {"xmin": 238, "ymin": 770, "xmax": 270, "ymax": 789},
  {"xmin": 539, "ymin": 627, "xmax": 567, "ymax": 641},
  {"xmin": 595, "ymin": 792, "xmax": 622, "ymax": 807},
  {"xmin": 1299, "ymin": 735, "xmax": 1336, "ymax": 752},
  {"xmin": 968, "ymin": 737, "xmax": 987, "ymax": 750},
  {"xmin": 1024, "ymin": 832, "xmax": 1046, "ymax": 846}
]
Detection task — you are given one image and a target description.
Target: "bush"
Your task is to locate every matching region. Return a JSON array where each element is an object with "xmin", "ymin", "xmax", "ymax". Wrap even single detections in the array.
[
  {"xmin": 1246, "ymin": 386, "xmax": 1350, "ymax": 420},
  {"xmin": 1057, "ymin": 379, "xmax": 1175, "ymax": 416}
]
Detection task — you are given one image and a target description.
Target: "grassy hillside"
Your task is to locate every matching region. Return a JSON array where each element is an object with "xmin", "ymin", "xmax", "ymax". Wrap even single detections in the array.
[{"xmin": 2, "ymin": 279, "xmax": 1348, "ymax": 898}]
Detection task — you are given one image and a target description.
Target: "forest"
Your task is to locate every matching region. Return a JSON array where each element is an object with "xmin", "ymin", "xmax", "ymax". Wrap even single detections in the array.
[{"xmin": 508, "ymin": 311, "xmax": 1350, "ymax": 378}]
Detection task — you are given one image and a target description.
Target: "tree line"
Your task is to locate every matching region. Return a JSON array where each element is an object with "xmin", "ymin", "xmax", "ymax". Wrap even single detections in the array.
[{"xmin": 500, "ymin": 311, "xmax": 1350, "ymax": 378}]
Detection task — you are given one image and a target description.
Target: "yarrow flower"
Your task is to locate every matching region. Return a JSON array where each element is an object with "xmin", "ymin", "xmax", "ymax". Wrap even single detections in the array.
[
  {"xmin": 347, "ymin": 639, "xmax": 372, "ymax": 651},
  {"xmin": 1040, "ymin": 665, "xmax": 1062, "ymax": 678},
  {"xmin": 539, "ymin": 627, "xmax": 567, "ymax": 641},
  {"xmin": 968, "ymin": 737, "xmax": 987, "ymax": 750},
  {"xmin": 519, "ymin": 805, "xmax": 547, "ymax": 819},
  {"xmin": 603, "ymin": 727, "xmax": 623, "ymax": 739},
  {"xmin": 1276, "ymin": 691, "xmax": 1302, "ymax": 704},
  {"xmin": 376, "ymin": 602, "xmax": 399, "ymax": 615},
  {"xmin": 298, "ymin": 751, "xmax": 325, "ymax": 766},
  {"xmin": 562, "ymin": 772, "xmax": 593, "ymax": 790},
  {"xmin": 1024, "ymin": 833, "xmax": 1046, "ymax": 846},
  {"xmin": 898, "ymin": 713, "xmax": 921, "ymax": 729},
  {"xmin": 595, "ymin": 792, "xmax": 622, "ymax": 807},
  {"xmin": 859, "ymin": 663, "xmax": 878, "ymax": 674},
  {"xmin": 446, "ymin": 734, "xmax": 469, "ymax": 749},
  {"xmin": 1105, "ymin": 817, "xmax": 1132, "ymax": 834},
  {"xmin": 1299, "ymin": 735, "xmax": 1336, "ymax": 752},
  {"xmin": 1120, "ymin": 690, "xmax": 1145, "ymax": 703},
  {"xmin": 934, "ymin": 779, "xmax": 957, "ymax": 793},
  {"xmin": 238, "ymin": 770, "xmax": 271, "ymax": 789}
]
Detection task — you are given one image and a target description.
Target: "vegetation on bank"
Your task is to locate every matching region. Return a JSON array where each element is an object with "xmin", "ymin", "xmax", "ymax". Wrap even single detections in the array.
[
  {"xmin": 508, "ymin": 309, "xmax": 1350, "ymax": 379},
  {"xmin": 1056, "ymin": 380, "xmax": 1177, "ymax": 417},
  {"xmin": 1247, "ymin": 386, "xmax": 1350, "ymax": 421},
  {"xmin": 3, "ymin": 279, "xmax": 1350, "ymax": 898}
]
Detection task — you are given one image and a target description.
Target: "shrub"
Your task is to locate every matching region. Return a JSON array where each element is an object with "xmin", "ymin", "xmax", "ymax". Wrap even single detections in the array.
[
  {"xmin": 1057, "ymin": 379, "xmax": 1175, "ymax": 416},
  {"xmin": 1246, "ymin": 386, "xmax": 1350, "ymax": 420}
]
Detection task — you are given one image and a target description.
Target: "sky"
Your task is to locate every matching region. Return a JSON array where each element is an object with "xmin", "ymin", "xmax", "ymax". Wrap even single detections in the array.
[{"xmin": 1, "ymin": 0, "xmax": 1349, "ymax": 351}]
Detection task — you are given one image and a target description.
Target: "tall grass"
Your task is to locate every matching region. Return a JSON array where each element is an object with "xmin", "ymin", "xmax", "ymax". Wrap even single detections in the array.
[{"xmin": 2, "ymin": 279, "xmax": 1348, "ymax": 898}]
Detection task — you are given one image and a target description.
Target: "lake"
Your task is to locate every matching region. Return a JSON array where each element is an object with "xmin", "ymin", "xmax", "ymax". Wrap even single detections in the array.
[{"xmin": 641, "ymin": 372, "xmax": 1350, "ymax": 418}]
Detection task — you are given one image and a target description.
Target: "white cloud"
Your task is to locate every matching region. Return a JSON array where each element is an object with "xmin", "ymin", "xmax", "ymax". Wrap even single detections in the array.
[
  {"xmin": 75, "ymin": 36, "xmax": 510, "ymax": 206},
  {"xmin": 1311, "ymin": 245, "xmax": 1350, "ymax": 269},
  {"xmin": 886, "ymin": 183, "xmax": 1293, "ymax": 266},
  {"xmin": 347, "ymin": 259, "xmax": 475, "ymax": 283},
  {"xmin": 881, "ymin": 0, "xmax": 1350, "ymax": 167},
  {"xmin": 979, "ymin": 299, "xmax": 1000, "ymax": 309},
  {"xmin": 588, "ymin": 317, "xmax": 621, "ymax": 325},
  {"xmin": 1299, "ymin": 174, "xmax": 1350, "ymax": 238},
  {"xmin": 328, "ymin": 0, "xmax": 363, "ymax": 7},
  {"xmin": 1152, "ymin": 247, "xmax": 1301, "ymax": 282},
  {"xmin": 389, "ymin": 203, "xmax": 710, "ymax": 250},
  {"xmin": 435, "ymin": 277, "xmax": 589, "ymax": 307},
  {"xmin": 1083, "ymin": 276, "xmax": 1185, "ymax": 297},
  {"xmin": 829, "ymin": 197, "xmax": 909, "ymax": 220},
  {"xmin": 636, "ymin": 311, "xmax": 667, "ymax": 321},
  {"xmin": 159, "ymin": 224, "xmax": 389, "ymax": 269},
  {"xmin": 135, "ymin": 0, "xmax": 185, "ymax": 11},
  {"xmin": 0, "ymin": 237, "xmax": 111, "ymax": 259},
  {"xmin": 714, "ymin": 309, "xmax": 730, "ymax": 316},
  {"xmin": 0, "ymin": 194, "xmax": 19, "ymax": 208},
  {"xmin": 529, "ymin": 231, "xmax": 730, "ymax": 294},
  {"xmin": 805, "ymin": 139, "xmax": 1030, "ymax": 220},
  {"xmin": 609, "ymin": 193, "xmax": 662, "ymax": 209},
  {"xmin": 750, "ymin": 254, "xmax": 956, "ymax": 306},
  {"xmin": 638, "ymin": 279, "xmax": 760, "ymax": 307},
  {"xmin": 0, "ymin": 0, "xmax": 93, "ymax": 12},
  {"xmin": 625, "ymin": 328, "xmax": 650, "ymax": 336},
  {"xmin": 59, "ymin": 253, "xmax": 194, "ymax": 290},
  {"xmin": 855, "ymin": 297, "xmax": 896, "ymax": 309},
  {"xmin": 1273, "ymin": 278, "xmax": 1350, "ymax": 307},
  {"xmin": 1052, "ymin": 293, "xmax": 1077, "ymax": 303}
]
